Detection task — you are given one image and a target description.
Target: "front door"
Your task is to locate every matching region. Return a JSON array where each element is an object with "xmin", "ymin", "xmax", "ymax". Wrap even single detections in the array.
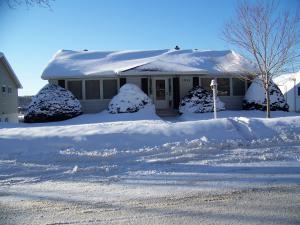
[{"xmin": 154, "ymin": 78, "xmax": 169, "ymax": 109}]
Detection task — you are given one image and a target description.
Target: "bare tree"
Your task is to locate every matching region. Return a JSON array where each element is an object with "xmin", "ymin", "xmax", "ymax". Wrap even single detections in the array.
[
  {"xmin": 3, "ymin": 0, "xmax": 54, "ymax": 9},
  {"xmin": 223, "ymin": 0, "xmax": 300, "ymax": 118}
]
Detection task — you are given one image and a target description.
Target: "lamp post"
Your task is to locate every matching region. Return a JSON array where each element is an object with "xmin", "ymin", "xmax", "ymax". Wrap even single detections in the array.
[{"xmin": 210, "ymin": 79, "xmax": 218, "ymax": 119}]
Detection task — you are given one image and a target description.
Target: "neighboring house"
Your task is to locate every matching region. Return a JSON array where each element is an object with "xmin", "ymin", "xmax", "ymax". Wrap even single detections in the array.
[
  {"xmin": 0, "ymin": 52, "xmax": 22, "ymax": 123},
  {"xmin": 41, "ymin": 48, "xmax": 255, "ymax": 113},
  {"xmin": 273, "ymin": 71, "xmax": 300, "ymax": 112},
  {"xmin": 18, "ymin": 95, "xmax": 33, "ymax": 114}
]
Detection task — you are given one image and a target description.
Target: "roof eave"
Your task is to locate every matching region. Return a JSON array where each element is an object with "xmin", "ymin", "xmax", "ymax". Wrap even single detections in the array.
[
  {"xmin": 0, "ymin": 54, "xmax": 23, "ymax": 89},
  {"xmin": 42, "ymin": 70, "xmax": 252, "ymax": 79}
]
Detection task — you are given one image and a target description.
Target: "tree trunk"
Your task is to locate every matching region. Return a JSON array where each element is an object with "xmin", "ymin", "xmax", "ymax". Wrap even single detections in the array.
[{"xmin": 265, "ymin": 82, "xmax": 271, "ymax": 118}]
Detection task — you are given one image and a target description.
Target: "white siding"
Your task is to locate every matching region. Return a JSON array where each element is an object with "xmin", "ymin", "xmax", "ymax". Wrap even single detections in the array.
[
  {"xmin": 126, "ymin": 77, "xmax": 141, "ymax": 88},
  {"xmin": 277, "ymin": 78, "xmax": 300, "ymax": 112},
  {"xmin": 80, "ymin": 99, "xmax": 110, "ymax": 113},
  {"xmin": 0, "ymin": 61, "xmax": 19, "ymax": 123},
  {"xmin": 219, "ymin": 96, "xmax": 244, "ymax": 110},
  {"xmin": 180, "ymin": 76, "xmax": 193, "ymax": 99}
]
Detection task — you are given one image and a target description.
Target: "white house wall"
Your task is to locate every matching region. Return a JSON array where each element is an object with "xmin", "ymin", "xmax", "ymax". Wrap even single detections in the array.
[
  {"xmin": 219, "ymin": 96, "xmax": 244, "ymax": 110},
  {"xmin": 81, "ymin": 99, "xmax": 110, "ymax": 113},
  {"xmin": 180, "ymin": 76, "xmax": 193, "ymax": 100},
  {"xmin": 50, "ymin": 75, "xmax": 248, "ymax": 113},
  {"xmin": 126, "ymin": 77, "xmax": 141, "ymax": 88},
  {"xmin": 275, "ymin": 75, "xmax": 300, "ymax": 112},
  {"xmin": 287, "ymin": 81, "xmax": 299, "ymax": 112},
  {"xmin": 0, "ymin": 61, "xmax": 19, "ymax": 123}
]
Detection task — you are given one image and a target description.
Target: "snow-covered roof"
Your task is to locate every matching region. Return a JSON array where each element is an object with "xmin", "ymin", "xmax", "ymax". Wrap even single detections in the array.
[
  {"xmin": 41, "ymin": 49, "xmax": 255, "ymax": 79},
  {"xmin": 0, "ymin": 52, "xmax": 22, "ymax": 88},
  {"xmin": 273, "ymin": 71, "xmax": 300, "ymax": 85}
]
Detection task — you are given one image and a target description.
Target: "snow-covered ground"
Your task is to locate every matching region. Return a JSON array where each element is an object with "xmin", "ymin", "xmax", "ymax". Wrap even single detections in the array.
[
  {"xmin": 1, "ymin": 109, "xmax": 300, "ymax": 187},
  {"xmin": 0, "ymin": 110, "xmax": 300, "ymax": 224}
]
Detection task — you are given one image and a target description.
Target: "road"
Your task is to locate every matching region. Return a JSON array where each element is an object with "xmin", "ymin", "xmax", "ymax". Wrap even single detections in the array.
[{"xmin": 1, "ymin": 185, "xmax": 299, "ymax": 225}]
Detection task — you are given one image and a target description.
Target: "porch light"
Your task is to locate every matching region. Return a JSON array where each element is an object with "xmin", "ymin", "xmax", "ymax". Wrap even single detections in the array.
[{"xmin": 210, "ymin": 79, "xmax": 218, "ymax": 119}]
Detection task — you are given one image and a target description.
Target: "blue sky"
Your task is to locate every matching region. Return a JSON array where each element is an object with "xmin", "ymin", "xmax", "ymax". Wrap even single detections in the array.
[{"xmin": 0, "ymin": 0, "xmax": 298, "ymax": 95}]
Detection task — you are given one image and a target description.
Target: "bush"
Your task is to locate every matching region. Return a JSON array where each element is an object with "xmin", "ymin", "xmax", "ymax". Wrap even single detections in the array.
[
  {"xmin": 179, "ymin": 86, "xmax": 225, "ymax": 113},
  {"xmin": 108, "ymin": 83, "xmax": 153, "ymax": 113},
  {"xmin": 243, "ymin": 78, "xmax": 289, "ymax": 111},
  {"xmin": 24, "ymin": 84, "xmax": 82, "ymax": 123}
]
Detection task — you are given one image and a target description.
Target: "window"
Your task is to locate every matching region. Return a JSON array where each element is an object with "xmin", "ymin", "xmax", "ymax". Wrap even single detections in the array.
[
  {"xmin": 67, "ymin": 80, "xmax": 82, "ymax": 100},
  {"xmin": 58, "ymin": 80, "xmax": 65, "ymax": 88},
  {"xmin": 201, "ymin": 78, "xmax": 213, "ymax": 90},
  {"xmin": 2, "ymin": 85, "xmax": 6, "ymax": 94},
  {"xmin": 7, "ymin": 86, "xmax": 12, "ymax": 95},
  {"xmin": 103, "ymin": 79, "xmax": 117, "ymax": 99},
  {"xmin": 141, "ymin": 78, "xmax": 148, "ymax": 95},
  {"xmin": 156, "ymin": 80, "xmax": 166, "ymax": 100},
  {"xmin": 232, "ymin": 78, "xmax": 246, "ymax": 96},
  {"xmin": 298, "ymin": 87, "xmax": 300, "ymax": 96},
  {"xmin": 85, "ymin": 80, "xmax": 100, "ymax": 99},
  {"xmin": 120, "ymin": 78, "xmax": 126, "ymax": 87},
  {"xmin": 193, "ymin": 77, "xmax": 199, "ymax": 88},
  {"xmin": 217, "ymin": 78, "xmax": 230, "ymax": 96}
]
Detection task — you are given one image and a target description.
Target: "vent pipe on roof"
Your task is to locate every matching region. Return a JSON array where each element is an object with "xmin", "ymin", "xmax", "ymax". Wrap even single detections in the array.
[{"xmin": 174, "ymin": 45, "xmax": 180, "ymax": 50}]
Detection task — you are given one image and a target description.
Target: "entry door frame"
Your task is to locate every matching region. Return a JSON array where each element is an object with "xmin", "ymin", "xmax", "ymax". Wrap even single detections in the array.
[{"xmin": 153, "ymin": 77, "xmax": 170, "ymax": 109}]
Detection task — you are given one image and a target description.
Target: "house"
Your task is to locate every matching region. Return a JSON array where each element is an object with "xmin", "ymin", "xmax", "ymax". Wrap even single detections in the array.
[
  {"xmin": 0, "ymin": 52, "xmax": 22, "ymax": 123},
  {"xmin": 41, "ymin": 48, "xmax": 255, "ymax": 114},
  {"xmin": 273, "ymin": 71, "xmax": 300, "ymax": 112}
]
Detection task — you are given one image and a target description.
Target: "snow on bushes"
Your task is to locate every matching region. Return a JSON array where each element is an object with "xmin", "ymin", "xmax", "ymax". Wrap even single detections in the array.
[
  {"xmin": 108, "ymin": 83, "xmax": 154, "ymax": 114},
  {"xmin": 179, "ymin": 86, "xmax": 225, "ymax": 113},
  {"xmin": 243, "ymin": 78, "xmax": 289, "ymax": 111},
  {"xmin": 24, "ymin": 84, "xmax": 82, "ymax": 123}
]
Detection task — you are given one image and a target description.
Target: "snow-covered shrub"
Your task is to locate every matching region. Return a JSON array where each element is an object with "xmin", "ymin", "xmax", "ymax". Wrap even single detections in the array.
[
  {"xmin": 179, "ymin": 86, "xmax": 225, "ymax": 113},
  {"xmin": 24, "ymin": 84, "xmax": 82, "ymax": 123},
  {"xmin": 108, "ymin": 83, "xmax": 153, "ymax": 113},
  {"xmin": 243, "ymin": 78, "xmax": 289, "ymax": 111}
]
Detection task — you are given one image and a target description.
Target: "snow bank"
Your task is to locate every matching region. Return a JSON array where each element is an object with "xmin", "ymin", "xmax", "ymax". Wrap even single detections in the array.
[
  {"xmin": 179, "ymin": 86, "xmax": 225, "ymax": 113},
  {"xmin": 243, "ymin": 78, "xmax": 289, "ymax": 111},
  {"xmin": 24, "ymin": 84, "xmax": 82, "ymax": 123},
  {"xmin": 0, "ymin": 111, "xmax": 299, "ymax": 187},
  {"xmin": 108, "ymin": 84, "xmax": 155, "ymax": 114}
]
